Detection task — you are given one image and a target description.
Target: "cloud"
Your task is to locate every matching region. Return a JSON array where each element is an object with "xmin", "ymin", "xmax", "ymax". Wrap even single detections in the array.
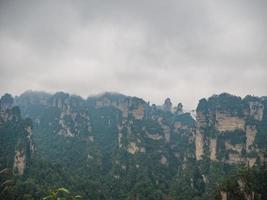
[{"xmin": 0, "ymin": 0, "xmax": 266, "ymax": 109}]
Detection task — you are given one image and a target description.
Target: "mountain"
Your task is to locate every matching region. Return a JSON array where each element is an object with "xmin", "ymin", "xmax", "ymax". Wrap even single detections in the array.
[
  {"xmin": 0, "ymin": 94, "xmax": 34, "ymax": 176},
  {"xmin": 0, "ymin": 94, "xmax": 35, "ymax": 199},
  {"xmin": 195, "ymin": 93, "xmax": 267, "ymax": 165},
  {"xmin": 193, "ymin": 93, "xmax": 267, "ymax": 200},
  {"xmin": 0, "ymin": 91, "xmax": 266, "ymax": 200}
]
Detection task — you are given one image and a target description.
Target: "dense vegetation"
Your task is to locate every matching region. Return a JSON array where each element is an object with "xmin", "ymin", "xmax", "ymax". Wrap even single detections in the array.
[
  {"xmin": 215, "ymin": 165, "xmax": 267, "ymax": 200},
  {"xmin": 0, "ymin": 92, "xmax": 266, "ymax": 200}
]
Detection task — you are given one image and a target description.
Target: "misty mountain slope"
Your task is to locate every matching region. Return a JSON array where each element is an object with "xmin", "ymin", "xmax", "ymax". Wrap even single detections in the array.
[
  {"xmin": 0, "ymin": 91, "xmax": 266, "ymax": 200},
  {"xmin": 15, "ymin": 91, "xmax": 197, "ymax": 199},
  {"xmin": 192, "ymin": 93, "xmax": 267, "ymax": 200},
  {"xmin": 0, "ymin": 94, "xmax": 35, "ymax": 199},
  {"xmin": 0, "ymin": 94, "xmax": 34, "ymax": 175}
]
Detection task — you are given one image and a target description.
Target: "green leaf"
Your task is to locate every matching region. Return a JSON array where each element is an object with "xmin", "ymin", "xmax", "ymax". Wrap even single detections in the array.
[
  {"xmin": 57, "ymin": 187, "xmax": 70, "ymax": 194},
  {"xmin": 74, "ymin": 195, "xmax": 82, "ymax": 199}
]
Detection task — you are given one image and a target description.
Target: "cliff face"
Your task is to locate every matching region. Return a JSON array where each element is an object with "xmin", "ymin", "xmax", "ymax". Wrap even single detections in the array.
[
  {"xmin": 16, "ymin": 91, "xmax": 266, "ymax": 170},
  {"xmin": 16, "ymin": 91, "xmax": 195, "ymax": 176},
  {"xmin": 0, "ymin": 94, "xmax": 34, "ymax": 176},
  {"xmin": 195, "ymin": 93, "xmax": 267, "ymax": 166},
  {"xmin": 9, "ymin": 91, "xmax": 267, "ymax": 199},
  {"xmin": 192, "ymin": 94, "xmax": 267, "ymax": 200}
]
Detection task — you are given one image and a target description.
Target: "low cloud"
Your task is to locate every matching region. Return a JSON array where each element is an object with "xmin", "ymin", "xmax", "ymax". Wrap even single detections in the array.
[{"xmin": 0, "ymin": 0, "xmax": 266, "ymax": 109}]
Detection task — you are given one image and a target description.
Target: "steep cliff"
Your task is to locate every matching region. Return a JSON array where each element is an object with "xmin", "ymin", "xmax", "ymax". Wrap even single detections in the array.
[
  {"xmin": 0, "ymin": 94, "xmax": 34, "ymax": 176},
  {"xmin": 14, "ymin": 91, "xmax": 196, "ymax": 199},
  {"xmin": 6, "ymin": 91, "xmax": 266, "ymax": 200},
  {"xmin": 195, "ymin": 93, "xmax": 266, "ymax": 166},
  {"xmin": 192, "ymin": 93, "xmax": 267, "ymax": 200}
]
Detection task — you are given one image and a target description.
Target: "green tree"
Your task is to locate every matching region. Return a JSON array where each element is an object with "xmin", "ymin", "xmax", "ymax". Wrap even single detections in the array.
[{"xmin": 43, "ymin": 187, "xmax": 82, "ymax": 200}]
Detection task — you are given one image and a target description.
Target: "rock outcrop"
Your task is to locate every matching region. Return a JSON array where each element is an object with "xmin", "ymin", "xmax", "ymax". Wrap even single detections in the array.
[
  {"xmin": 162, "ymin": 98, "xmax": 173, "ymax": 112},
  {"xmin": 215, "ymin": 112, "xmax": 245, "ymax": 132},
  {"xmin": 195, "ymin": 93, "xmax": 267, "ymax": 166},
  {"xmin": 245, "ymin": 125, "xmax": 256, "ymax": 152},
  {"xmin": 248, "ymin": 101, "xmax": 264, "ymax": 121},
  {"xmin": 195, "ymin": 131, "xmax": 204, "ymax": 160},
  {"xmin": 0, "ymin": 94, "xmax": 35, "ymax": 176},
  {"xmin": 127, "ymin": 142, "xmax": 139, "ymax": 154},
  {"xmin": 209, "ymin": 138, "xmax": 217, "ymax": 161}
]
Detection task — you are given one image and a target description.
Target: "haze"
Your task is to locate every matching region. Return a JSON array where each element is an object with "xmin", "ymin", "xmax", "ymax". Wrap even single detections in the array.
[{"xmin": 0, "ymin": 0, "xmax": 266, "ymax": 109}]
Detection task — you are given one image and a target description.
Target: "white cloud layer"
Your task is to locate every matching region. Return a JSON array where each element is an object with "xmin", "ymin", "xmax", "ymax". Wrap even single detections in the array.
[{"xmin": 0, "ymin": 0, "xmax": 266, "ymax": 109}]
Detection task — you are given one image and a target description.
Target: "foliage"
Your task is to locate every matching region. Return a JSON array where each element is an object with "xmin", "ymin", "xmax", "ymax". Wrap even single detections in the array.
[
  {"xmin": 42, "ymin": 187, "xmax": 82, "ymax": 200},
  {"xmin": 216, "ymin": 165, "xmax": 267, "ymax": 200},
  {"xmin": 0, "ymin": 92, "xmax": 266, "ymax": 200}
]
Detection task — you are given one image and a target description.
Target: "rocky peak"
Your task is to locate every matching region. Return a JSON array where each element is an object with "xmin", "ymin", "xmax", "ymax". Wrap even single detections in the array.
[
  {"xmin": 0, "ymin": 94, "xmax": 35, "ymax": 176},
  {"xmin": 89, "ymin": 93, "xmax": 147, "ymax": 120},
  {"xmin": 50, "ymin": 92, "xmax": 70, "ymax": 111},
  {"xmin": 15, "ymin": 90, "xmax": 50, "ymax": 106},
  {"xmin": 0, "ymin": 93, "xmax": 14, "ymax": 111},
  {"xmin": 248, "ymin": 101, "xmax": 264, "ymax": 121},
  {"xmin": 194, "ymin": 93, "xmax": 266, "ymax": 165},
  {"xmin": 0, "ymin": 94, "xmax": 21, "ymax": 124},
  {"xmin": 162, "ymin": 98, "xmax": 172, "ymax": 112},
  {"xmin": 174, "ymin": 103, "xmax": 183, "ymax": 114}
]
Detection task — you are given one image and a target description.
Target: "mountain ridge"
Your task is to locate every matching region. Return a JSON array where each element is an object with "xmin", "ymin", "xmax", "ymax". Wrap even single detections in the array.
[{"xmin": 0, "ymin": 91, "xmax": 266, "ymax": 200}]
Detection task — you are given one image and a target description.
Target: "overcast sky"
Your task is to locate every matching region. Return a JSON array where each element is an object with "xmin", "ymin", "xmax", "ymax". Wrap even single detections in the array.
[{"xmin": 0, "ymin": 0, "xmax": 266, "ymax": 109}]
